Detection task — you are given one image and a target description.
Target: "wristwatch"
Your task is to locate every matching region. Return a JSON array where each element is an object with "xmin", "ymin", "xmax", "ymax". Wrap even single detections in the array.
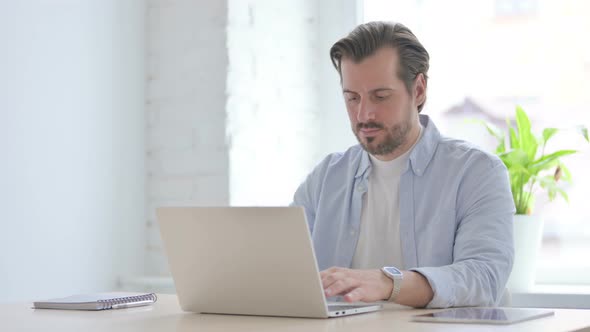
[{"xmin": 381, "ymin": 266, "xmax": 403, "ymax": 302}]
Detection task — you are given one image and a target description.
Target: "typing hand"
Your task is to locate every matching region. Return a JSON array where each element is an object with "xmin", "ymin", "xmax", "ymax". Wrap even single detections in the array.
[{"xmin": 320, "ymin": 267, "xmax": 392, "ymax": 303}]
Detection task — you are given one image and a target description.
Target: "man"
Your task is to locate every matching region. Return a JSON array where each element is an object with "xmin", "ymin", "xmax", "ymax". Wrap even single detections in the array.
[{"xmin": 292, "ymin": 22, "xmax": 515, "ymax": 308}]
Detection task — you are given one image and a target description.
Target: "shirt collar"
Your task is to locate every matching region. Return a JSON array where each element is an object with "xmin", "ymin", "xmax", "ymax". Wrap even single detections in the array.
[{"xmin": 355, "ymin": 114, "xmax": 441, "ymax": 179}]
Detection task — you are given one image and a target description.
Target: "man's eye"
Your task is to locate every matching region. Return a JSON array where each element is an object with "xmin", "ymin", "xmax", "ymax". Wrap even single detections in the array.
[{"xmin": 346, "ymin": 95, "xmax": 359, "ymax": 101}]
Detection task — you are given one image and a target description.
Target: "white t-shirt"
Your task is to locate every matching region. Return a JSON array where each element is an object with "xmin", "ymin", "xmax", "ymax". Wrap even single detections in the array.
[{"xmin": 351, "ymin": 126, "xmax": 423, "ymax": 270}]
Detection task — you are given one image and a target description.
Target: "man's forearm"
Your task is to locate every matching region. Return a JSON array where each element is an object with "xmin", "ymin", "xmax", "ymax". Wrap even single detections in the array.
[
  {"xmin": 395, "ymin": 270, "xmax": 434, "ymax": 307},
  {"xmin": 320, "ymin": 267, "xmax": 435, "ymax": 306}
]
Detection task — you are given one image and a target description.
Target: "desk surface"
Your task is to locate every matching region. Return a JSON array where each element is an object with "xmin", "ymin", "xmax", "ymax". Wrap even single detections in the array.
[{"xmin": 2, "ymin": 294, "xmax": 589, "ymax": 332}]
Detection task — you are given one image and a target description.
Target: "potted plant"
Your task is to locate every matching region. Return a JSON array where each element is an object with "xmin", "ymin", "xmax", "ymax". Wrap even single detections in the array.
[{"xmin": 480, "ymin": 106, "xmax": 588, "ymax": 292}]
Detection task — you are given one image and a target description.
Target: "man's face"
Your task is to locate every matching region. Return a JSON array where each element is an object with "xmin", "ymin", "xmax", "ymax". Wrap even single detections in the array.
[{"xmin": 340, "ymin": 47, "xmax": 424, "ymax": 159}]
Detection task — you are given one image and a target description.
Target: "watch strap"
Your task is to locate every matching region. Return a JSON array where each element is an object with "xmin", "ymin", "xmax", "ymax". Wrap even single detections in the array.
[{"xmin": 381, "ymin": 267, "xmax": 403, "ymax": 302}]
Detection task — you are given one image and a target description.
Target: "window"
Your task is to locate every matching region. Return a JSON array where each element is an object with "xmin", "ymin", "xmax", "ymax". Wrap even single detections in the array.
[{"xmin": 364, "ymin": 0, "xmax": 590, "ymax": 285}]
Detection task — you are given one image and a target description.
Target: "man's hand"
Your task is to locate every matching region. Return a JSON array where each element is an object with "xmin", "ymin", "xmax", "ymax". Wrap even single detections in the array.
[{"xmin": 320, "ymin": 267, "xmax": 393, "ymax": 303}]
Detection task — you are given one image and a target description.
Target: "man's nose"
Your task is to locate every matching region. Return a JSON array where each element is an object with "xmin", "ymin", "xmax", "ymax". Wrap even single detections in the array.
[{"xmin": 356, "ymin": 99, "xmax": 375, "ymax": 123}]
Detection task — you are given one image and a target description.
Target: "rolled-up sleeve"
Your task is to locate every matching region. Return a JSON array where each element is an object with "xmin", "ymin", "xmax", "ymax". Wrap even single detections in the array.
[{"xmin": 411, "ymin": 160, "xmax": 515, "ymax": 308}]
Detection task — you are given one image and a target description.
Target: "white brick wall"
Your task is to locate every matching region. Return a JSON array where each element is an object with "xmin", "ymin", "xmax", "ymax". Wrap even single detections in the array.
[
  {"xmin": 227, "ymin": 0, "xmax": 323, "ymax": 206},
  {"xmin": 146, "ymin": 0, "xmax": 229, "ymax": 275}
]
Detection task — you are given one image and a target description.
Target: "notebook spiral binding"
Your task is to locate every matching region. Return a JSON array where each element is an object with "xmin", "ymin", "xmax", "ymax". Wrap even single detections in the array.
[{"xmin": 97, "ymin": 293, "xmax": 158, "ymax": 310}]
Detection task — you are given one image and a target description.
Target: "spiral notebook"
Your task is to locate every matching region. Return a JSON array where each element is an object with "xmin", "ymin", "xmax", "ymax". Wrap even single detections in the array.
[{"xmin": 33, "ymin": 292, "xmax": 157, "ymax": 310}]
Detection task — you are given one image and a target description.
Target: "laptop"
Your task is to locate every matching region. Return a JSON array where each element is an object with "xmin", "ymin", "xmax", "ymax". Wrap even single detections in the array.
[{"xmin": 156, "ymin": 206, "xmax": 382, "ymax": 318}]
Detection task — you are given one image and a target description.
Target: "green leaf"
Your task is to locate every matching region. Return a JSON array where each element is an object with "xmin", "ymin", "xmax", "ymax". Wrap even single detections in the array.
[
  {"xmin": 548, "ymin": 187, "xmax": 556, "ymax": 201},
  {"xmin": 535, "ymin": 174, "xmax": 570, "ymax": 203},
  {"xmin": 530, "ymin": 150, "xmax": 577, "ymax": 173},
  {"xmin": 559, "ymin": 162, "xmax": 573, "ymax": 182},
  {"xmin": 496, "ymin": 139, "xmax": 506, "ymax": 154},
  {"xmin": 575, "ymin": 125, "xmax": 589, "ymax": 142},
  {"xmin": 515, "ymin": 106, "xmax": 532, "ymax": 141},
  {"xmin": 542, "ymin": 128, "xmax": 559, "ymax": 145},
  {"xmin": 499, "ymin": 149, "xmax": 529, "ymax": 168},
  {"xmin": 505, "ymin": 161, "xmax": 533, "ymax": 212},
  {"xmin": 515, "ymin": 106, "xmax": 538, "ymax": 162},
  {"xmin": 558, "ymin": 189, "xmax": 570, "ymax": 203},
  {"xmin": 525, "ymin": 137, "xmax": 539, "ymax": 163},
  {"xmin": 509, "ymin": 127, "xmax": 519, "ymax": 149}
]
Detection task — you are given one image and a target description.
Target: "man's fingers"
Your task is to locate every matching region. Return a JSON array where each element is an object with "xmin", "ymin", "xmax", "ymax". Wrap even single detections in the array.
[
  {"xmin": 344, "ymin": 287, "xmax": 364, "ymax": 302},
  {"xmin": 321, "ymin": 271, "xmax": 345, "ymax": 288},
  {"xmin": 320, "ymin": 266, "xmax": 342, "ymax": 279},
  {"xmin": 324, "ymin": 278, "xmax": 358, "ymax": 297},
  {"xmin": 321, "ymin": 269, "xmax": 388, "ymax": 302}
]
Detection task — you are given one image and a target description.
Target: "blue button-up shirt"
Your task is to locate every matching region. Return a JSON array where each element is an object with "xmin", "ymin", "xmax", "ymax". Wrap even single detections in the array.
[{"xmin": 292, "ymin": 114, "xmax": 515, "ymax": 308}]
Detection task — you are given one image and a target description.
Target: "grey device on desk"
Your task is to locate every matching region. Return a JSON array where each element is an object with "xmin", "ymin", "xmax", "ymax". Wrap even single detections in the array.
[
  {"xmin": 412, "ymin": 307, "xmax": 555, "ymax": 325},
  {"xmin": 156, "ymin": 206, "xmax": 383, "ymax": 318}
]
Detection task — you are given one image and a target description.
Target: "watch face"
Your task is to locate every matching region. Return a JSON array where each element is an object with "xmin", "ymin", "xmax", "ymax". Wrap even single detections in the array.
[{"xmin": 384, "ymin": 266, "xmax": 402, "ymax": 276}]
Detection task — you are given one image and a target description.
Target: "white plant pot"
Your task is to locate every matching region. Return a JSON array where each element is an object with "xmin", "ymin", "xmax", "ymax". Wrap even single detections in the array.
[{"xmin": 506, "ymin": 215, "xmax": 544, "ymax": 293}]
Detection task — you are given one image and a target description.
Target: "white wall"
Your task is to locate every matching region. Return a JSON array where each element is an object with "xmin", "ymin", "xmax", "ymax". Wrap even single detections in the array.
[
  {"xmin": 145, "ymin": 0, "xmax": 229, "ymax": 276},
  {"xmin": 226, "ymin": 0, "xmax": 360, "ymax": 206},
  {"xmin": 0, "ymin": 0, "xmax": 145, "ymax": 302},
  {"xmin": 227, "ymin": 0, "xmax": 322, "ymax": 206}
]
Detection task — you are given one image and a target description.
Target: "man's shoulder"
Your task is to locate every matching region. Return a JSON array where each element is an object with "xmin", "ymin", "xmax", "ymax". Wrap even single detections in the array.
[
  {"xmin": 311, "ymin": 145, "xmax": 364, "ymax": 176},
  {"xmin": 434, "ymin": 135, "xmax": 504, "ymax": 170},
  {"xmin": 323, "ymin": 144, "xmax": 364, "ymax": 164}
]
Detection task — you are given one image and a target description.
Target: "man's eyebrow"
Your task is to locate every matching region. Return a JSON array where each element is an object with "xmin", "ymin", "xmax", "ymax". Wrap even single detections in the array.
[
  {"xmin": 369, "ymin": 88, "xmax": 394, "ymax": 93},
  {"xmin": 342, "ymin": 88, "xmax": 395, "ymax": 93}
]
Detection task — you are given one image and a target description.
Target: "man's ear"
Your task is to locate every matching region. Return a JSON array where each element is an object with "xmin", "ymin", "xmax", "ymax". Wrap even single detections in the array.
[{"xmin": 413, "ymin": 73, "xmax": 427, "ymax": 107}]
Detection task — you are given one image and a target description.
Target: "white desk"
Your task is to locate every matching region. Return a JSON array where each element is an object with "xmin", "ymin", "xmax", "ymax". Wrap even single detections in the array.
[{"xmin": 2, "ymin": 294, "xmax": 589, "ymax": 332}]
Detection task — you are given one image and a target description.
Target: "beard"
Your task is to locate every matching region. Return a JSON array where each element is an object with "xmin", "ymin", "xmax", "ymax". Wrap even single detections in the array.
[{"xmin": 353, "ymin": 110, "xmax": 414, "ymax": 156}]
